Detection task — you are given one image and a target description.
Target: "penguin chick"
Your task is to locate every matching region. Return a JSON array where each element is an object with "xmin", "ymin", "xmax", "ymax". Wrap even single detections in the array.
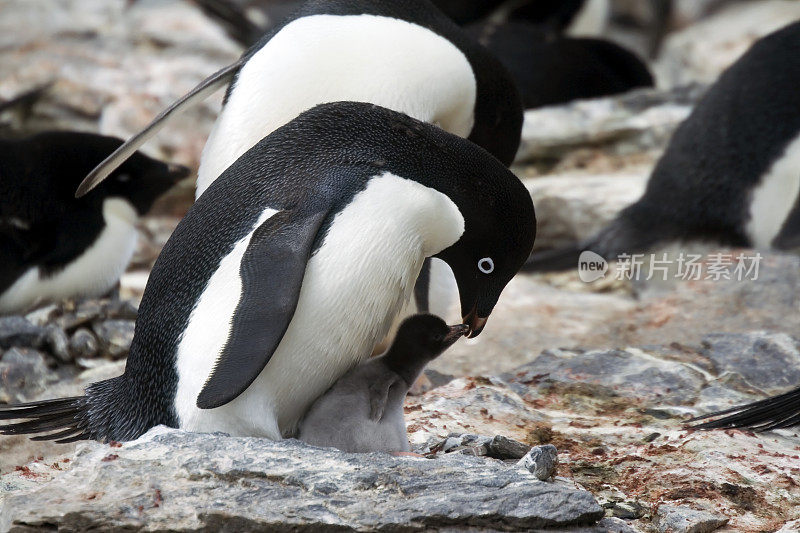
[
  {"xmin": 467, "ymin": 21, "xmax": 653, "ymax": 110},
  {"xmin": 0, "ymin": 102, "xmax": 536, "ymax": 443},
  {"xmin": 0, "ymin": 131, "xmax": 188, "ymax": 314},
  {"xmin": 298, "ymin": 315, "xmax": 468, "ymax": 453},
  {"xmin": 524, "ymin": 21, "xmax": 800, "ymax": 272}
]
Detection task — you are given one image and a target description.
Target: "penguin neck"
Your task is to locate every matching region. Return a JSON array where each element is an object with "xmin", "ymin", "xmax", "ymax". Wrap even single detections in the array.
[{"xmin": 381, "ymin": 345, "xmax": 431, "ymax": 387}]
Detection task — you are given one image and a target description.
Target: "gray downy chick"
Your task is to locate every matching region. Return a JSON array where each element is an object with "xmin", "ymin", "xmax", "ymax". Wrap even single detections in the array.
[{"xmin": 298, "ymin": 314, "xmax": 468, "ymax": 453}]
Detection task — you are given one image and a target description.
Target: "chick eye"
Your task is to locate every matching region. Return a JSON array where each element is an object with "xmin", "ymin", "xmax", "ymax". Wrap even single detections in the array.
[{"xmin": 478, "ymin": 257, "xmax": 494, "ymax": 274}]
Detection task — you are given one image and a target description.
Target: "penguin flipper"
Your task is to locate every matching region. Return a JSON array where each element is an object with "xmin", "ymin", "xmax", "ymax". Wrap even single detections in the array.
[
  {"xmin": 75, "ymin": 60, "xmax": 243, "ymax": 198},
  {"xmin": 196, "ymin": 207, "xmax": 330, "ymax": 409},
  {"xmin": 688, "ymin": 386, "xmax": 800, "ymax": 431},
  {"xmin": 368, "ymin": 375, "xmax": 402, "ymax": 422}
]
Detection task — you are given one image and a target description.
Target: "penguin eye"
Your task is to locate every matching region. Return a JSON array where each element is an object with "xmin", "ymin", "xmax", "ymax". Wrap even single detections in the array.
[
  {"xmin": 116, "ymin": 174, "xmax": 131, "ymax": 183},
  {"xmin": 478, "ymin": 257, "xmax": 495, "ymax": 274}
]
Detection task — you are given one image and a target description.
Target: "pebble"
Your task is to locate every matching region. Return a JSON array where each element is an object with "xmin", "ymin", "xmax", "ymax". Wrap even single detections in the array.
[{"xmin": 517, "ymin": 444, "xmax": 558, "ymax": 481}]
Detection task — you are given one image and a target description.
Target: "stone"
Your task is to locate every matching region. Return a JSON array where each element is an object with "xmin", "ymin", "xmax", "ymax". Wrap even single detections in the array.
[
  {"xmin": 0, "ymin": 348, "xmax": 56, "ymax": 404},
  {"xmin": 656, "ymin": 0, "xmax": 800, "ymax": 87},
  {"xmin": 43, "ymin": 326, "xmax": 71, "ymax": 364},
  {"xmin": 68, "ymin": 328, "xmax": 100, "ymax": 360},
  {"xmin": 0, "ymin": 428, "xmax": 605, "ymax": 532},
  {"xmin": 518, "ymin": 444, "xmax": 558, "ymax": 481},
  {"xmin": 516, "ymin": 85, "xmax": 703, "ymax": 164},
  {"xmin": 0, "ymin": 317, "xmax": 46, "ymax": 350},
  {"xmin": 487, "ymin": 435, "xmax": 531, "ymax": 460},
  {"xmin": 92, "ymin": 320, "xmax": 135, "ymax": 359},
  {"xmin": 525, "ymin": 170, "xmax": 647, "ymax": 249},
  {"xmin": 656, "ymin": 505, "xmax": 729, "ymax": 533},
  {"xmin": 700, "ymin": 332, "xmax": 800, "ymax": 396}
]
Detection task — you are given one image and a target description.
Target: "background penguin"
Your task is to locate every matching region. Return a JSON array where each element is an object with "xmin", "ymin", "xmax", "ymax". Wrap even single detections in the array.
[
  {"xmin": 0, "ymin": 131, "xmax": 188, "ymax": 315},
  {"xmin": 0, "ymin": 102, "xmax": 536, "ymax": 443},
  {"xmin": 78, "ymin": 0, "xmax": 524, "ymax": 198},
  {"xmin": 524, "ymin": 21, "xmax": 800, "ymax": 272},
  {"xmin": 466, "ymin": 21, "xmax": 653, "ymax": 110},
  {"xmin": 298, "ymin": 315, "xmax": 468, "ymax": 453}
]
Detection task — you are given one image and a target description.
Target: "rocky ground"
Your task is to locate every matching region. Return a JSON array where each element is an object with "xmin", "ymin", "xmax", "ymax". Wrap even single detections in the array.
[{"xmin": 3, "ymin": 0, "xmax": 800, "ymax": 532}]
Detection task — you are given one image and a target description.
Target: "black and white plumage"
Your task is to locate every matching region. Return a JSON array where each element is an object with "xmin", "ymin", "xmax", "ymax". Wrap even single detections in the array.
[
  {"xmin": 524, "ymin": 21, "xmax": 800, "ymax": 272},
  {"xmin": 0, "ymin": 131, "xmax": 188, "ymax": 315},
  {"xmin": 467, "ymin": 21, "xmax": 653, "ymax": 110},
  {"xmin": 0, "ymin": 102, "xmax": 536, "ymax": 443},
  {"xmin": 298, "ymin": 314, "xmax": 467, "ymax": 453},
  {"xmin": 78, "ymin": 0, "xmax": 523, "ymax": 198}
]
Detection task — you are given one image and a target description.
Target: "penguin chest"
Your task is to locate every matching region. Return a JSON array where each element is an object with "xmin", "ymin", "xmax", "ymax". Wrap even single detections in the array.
[
  {"xmin": 0, "ymin": 198, "xmax": 138, "ymax": 314},
  {"xmin": 197, "ymin": 14, "xmax": 477, "ymax": 196},
  {"xmin": 173, "ymin": 174, "xmax": 465, "ymax": 439},
  {"xmin": 746, "ymin": 132, "xmax": 800, "ymax": 248}
]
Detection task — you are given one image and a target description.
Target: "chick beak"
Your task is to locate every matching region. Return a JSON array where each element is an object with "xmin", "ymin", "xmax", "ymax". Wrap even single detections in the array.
[
  {"xmin": 443, "ymin": 324, "xmax": 470, "ymax": 346},
  {"xmin": 462, "ymin": 305, "xmax": 488, "ymax": 339}
]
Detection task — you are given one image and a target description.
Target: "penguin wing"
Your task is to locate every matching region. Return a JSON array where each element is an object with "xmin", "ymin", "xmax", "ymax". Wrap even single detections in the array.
[
  {"xmin": 75, "ymin": 60, "xmax": 244, "ymax": 198},
  {"xmin": 196, "ymin": 206, "xmax": 329, "ymax": 409},
  {"xmin": 368, "ymin": 375, "xmax": 403, "ymax": 422}
]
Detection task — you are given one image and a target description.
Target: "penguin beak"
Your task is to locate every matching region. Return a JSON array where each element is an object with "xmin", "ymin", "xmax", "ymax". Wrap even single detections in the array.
[
  {"xmin": 462, "ymin": 305, "xmax": 488, "ymax": 339},
  {"xmin": 166, "ymin": 163, "xmax": 191, "ymax": 183},
  {"xmin": 444, "ymin": 324, "xmax": 470, "ymax": 346}
]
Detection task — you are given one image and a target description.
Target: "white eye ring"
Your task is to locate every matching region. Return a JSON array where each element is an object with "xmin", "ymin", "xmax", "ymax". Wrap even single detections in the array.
[{"xmin": 478, "ymin": 257, "xmax": 494, "ymax": 274}]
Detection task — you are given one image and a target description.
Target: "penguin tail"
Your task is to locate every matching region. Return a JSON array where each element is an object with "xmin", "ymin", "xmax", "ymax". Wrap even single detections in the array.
[
  {"xmin": 522, "ymin": 217, "xmax": 655, "ymax": 274},
  {"xmin": 688, "ymin": 387, "xmax": 800, "ymax": 431},
  {"xmin": 0, "ymin": 396, "xmax": 92, "ymax": 444},
  {"xmin": 0, "ymin": 377, "xmax": 138, "ymax": 443}
]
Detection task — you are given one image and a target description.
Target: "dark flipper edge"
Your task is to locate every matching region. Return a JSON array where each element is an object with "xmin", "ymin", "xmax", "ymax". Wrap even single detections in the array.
[{"xmin": 196, "ymin": 207, "xmax": 330, "ymax": 409}]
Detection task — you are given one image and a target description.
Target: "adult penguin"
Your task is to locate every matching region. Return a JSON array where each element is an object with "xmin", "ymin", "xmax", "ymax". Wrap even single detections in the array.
[
  {"xmin": 0, "ymin": 102, "xmax": 536, "ymax": 443},
  {"xmin": 524, "ymin": 21, "xmax": 800, "ymax": 272},
  {"xmin": 77, "ymin": 0, "xmax": 523, "ymax": 198}
]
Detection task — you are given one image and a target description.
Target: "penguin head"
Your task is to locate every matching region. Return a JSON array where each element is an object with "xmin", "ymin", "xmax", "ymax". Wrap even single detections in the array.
[
  {"xmin": 98, "ymin": 149, "xmax": 189, "ymax": 216},
  {"xmin": 434, "ymin": 157, "xmax": 536, "ymax": 338},
  {"xmin": 389, "ymin": 314, "xmax": 470, "ymax": 364},
  {"xmin": 32, "ymin": 131, "xmax": 189, "ymax": 215}
]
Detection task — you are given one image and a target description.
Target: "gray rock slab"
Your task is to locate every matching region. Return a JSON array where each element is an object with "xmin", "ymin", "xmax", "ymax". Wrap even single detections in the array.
[
  {"xmin": 656, "ymin": 504, "xmax": 729, "ymax": 533},
  {"xmin": 0, "ymin": 427, "xmax": 605, "ymax": 532},
  {"xmin": 516, "ymin": 85, "xmax": 703, "ymax": 163}
]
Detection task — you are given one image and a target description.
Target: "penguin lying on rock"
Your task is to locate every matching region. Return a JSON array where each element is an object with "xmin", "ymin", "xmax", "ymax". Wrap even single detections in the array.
[
  {"xmin": 298, "ymin": 315, "xmax": 468, "ymax": 453},
  {"xmin": 0, "ymin": 102, "xmax": 536, "ymax": 443},
  {"xmin": 524, "ymin": 21, "xmax": 800, "ymax": 272},
  {"xmin": 0, "ymin": 132, "xmax": 188, "ymax": 315},
  {"xmin": 467, "ymin": 21, "xmax": 653, "ymax": 110}
]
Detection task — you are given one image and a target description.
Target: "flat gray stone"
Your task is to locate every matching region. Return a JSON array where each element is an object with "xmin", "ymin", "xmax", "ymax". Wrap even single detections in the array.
[
  {"xmin": 656, "ymin": 504, "xmax": 729, "ymax": 533},
  {"xmin": 0, "ymin": 428, "xmax": 605, "ymax": 532},
  {"xmin": 0, "ymin": 317, "xmax": 45, "ymax": 350}
]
